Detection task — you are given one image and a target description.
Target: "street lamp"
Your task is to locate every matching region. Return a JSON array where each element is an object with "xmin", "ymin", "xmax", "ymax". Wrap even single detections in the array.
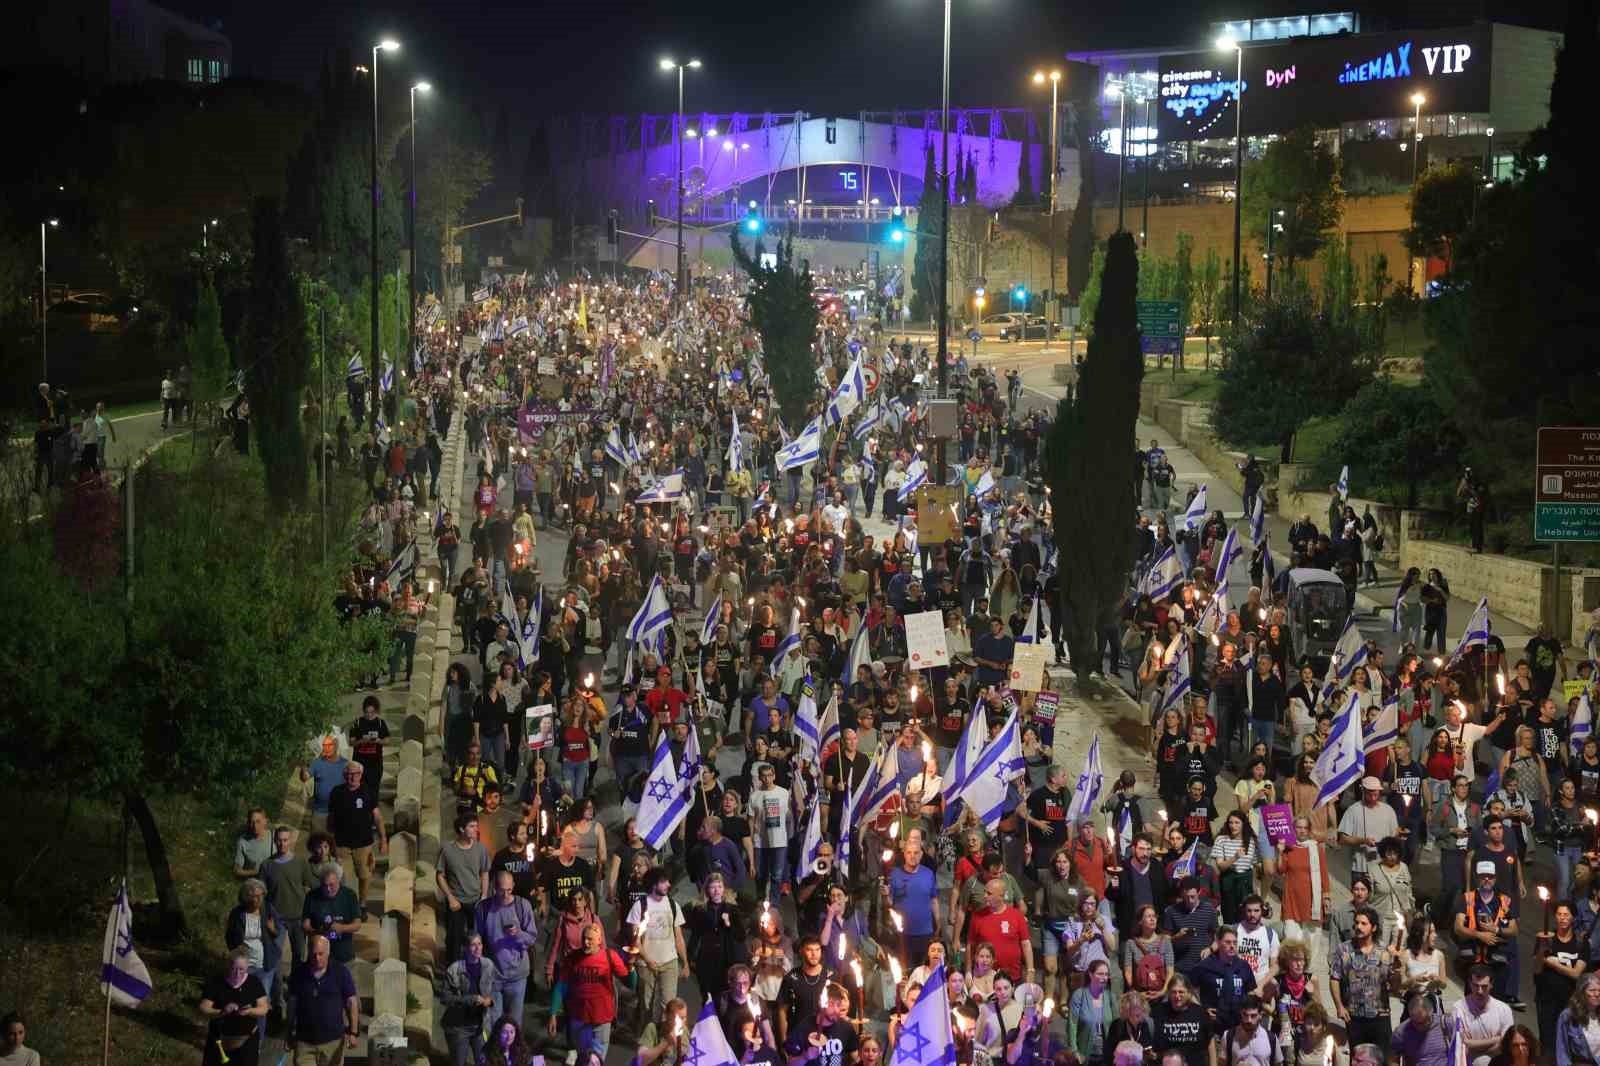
[
  {"xmin": 1408, "ymin": 92, "xmax": 1426, "ymax": 293},
  {"xmin": 660, "ymin": 57, "xmax": 702, "ymax": 306},
  {"xmin": 409, "ymin": 81, "xmax": 430, "ymax": 385},
  {"xmin": 1485, "ymin": 125, "xmax": 1496, "ymax": 183},
  {"xmin": 1217, "ymin": 35, "xmax": 1245, "ymax": 324},
  {"xmin": 1033, "ymin": 69, "xmax": 1061, "ymax": 350},
  {"xmin": 1104, "ymin": 83, "xmax": 1129, "ymax": 233},
  {"xmin": 369, "ymin": 37, "xmax": 400, "ymax": 428},
  {"xmin": 935, "ymin": 0, "xmax": 952, "ymax": 491},
  {"xmin": 41, "ymin": 218, "xmax": 58, "ymax": 381},
  {"xmin": 202, "ymin": 217, "xmax": 219, "ymax": 250}
]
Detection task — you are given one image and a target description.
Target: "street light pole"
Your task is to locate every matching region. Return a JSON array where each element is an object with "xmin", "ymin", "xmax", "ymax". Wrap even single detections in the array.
[
  {"xmin": 1408, "ymin": 91, "xmax": 1426, "ymax": 294},
  {"xmin": 1111, "ymin": 87, "xmax": 1128, "ymax": 232},
  {"xmin": 41, "ymin": 218, "xmax": 58, "ymax": 382},
  {"xmin": 409, "ymin": 81, "xmax": 430, "ymax": 389},
  {"xmin": 1217, "ymin": 36, "xmax": 1244, "ymax": 325},
  {"xmin": 1141, "ymin": 93, "xmax": 1152, "ymax": 247},
  {"xmin": 1034, "ymin": 69, "xmax": 1061, "ymax": 351},
  {"xmin": 661, "ymin": 58, "xmax": 701, "ymax": 308},
  {"xmin": 935, "ymin": 0, "xmax": 951, "ymax": 488},
  {"xmin": 370, "ymin": 38, "xmax": 399, "ymax": 429}
]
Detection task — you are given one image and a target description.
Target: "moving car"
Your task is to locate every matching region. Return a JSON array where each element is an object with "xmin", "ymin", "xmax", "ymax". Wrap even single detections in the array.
[{"xmin": 997, "ymin": 314, "xmax": 1062, "ymax": 342}]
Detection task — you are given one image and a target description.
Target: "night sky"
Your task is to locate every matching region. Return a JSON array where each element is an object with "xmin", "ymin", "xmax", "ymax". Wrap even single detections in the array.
[{"xmin": 170, "ymin": 0, "xmax": 1564, "ymax": 117}]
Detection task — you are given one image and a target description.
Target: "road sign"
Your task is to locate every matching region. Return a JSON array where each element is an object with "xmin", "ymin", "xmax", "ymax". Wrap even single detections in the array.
[
  {"xmin": 1136, "ymin": 300, "xmax": 1183, "ymax": 355},
  {"xmin": 862, "ymin": 365, "xmax": 880, "ymax": 395},
  {"xmin": 1535, "ymin": 426, "xmax": 1600, "ymax": 542}
]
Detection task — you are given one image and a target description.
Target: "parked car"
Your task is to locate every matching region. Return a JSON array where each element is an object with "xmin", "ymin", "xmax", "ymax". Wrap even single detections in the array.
[{"xmin": 978, "ymin": 313, "xmax": 1025, "ymax": 338}]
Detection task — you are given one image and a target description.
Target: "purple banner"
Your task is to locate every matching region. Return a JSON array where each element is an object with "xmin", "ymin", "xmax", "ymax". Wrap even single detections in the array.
[
  {"xmin": 1260, "ymin": 803, "xmax": 1298, "ymax": 848},
  {"xmin": 517, "ymin": 405, "xmax": 595, "ymax": 438}
]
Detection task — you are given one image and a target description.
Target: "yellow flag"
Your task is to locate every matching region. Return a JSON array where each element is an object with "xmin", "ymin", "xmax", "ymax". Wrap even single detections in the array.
[{"xmin": 578, "ymin": 292, "xmax": 588, "ymax": 333}]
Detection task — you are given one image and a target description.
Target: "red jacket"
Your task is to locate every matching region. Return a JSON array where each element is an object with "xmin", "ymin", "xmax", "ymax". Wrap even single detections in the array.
[{"xmin": 558, "ymin": 948, "xmax": 630, "ymax": 1024}]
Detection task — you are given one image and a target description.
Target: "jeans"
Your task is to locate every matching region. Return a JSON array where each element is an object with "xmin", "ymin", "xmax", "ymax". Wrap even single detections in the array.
[
  {"xmin": 1557, "ymin": 845, "xmax": 1583, "ymax": 901},
  {"xmin": 561, "ymin": 759, "xmax": 590, "ymax": 800},
  {"xmin": 444, "ymin": 902, "xmax": 476, "ymax": 966},
  {"xmin": 612, "ymin": 754, "xmax": 649, "ymax": 795},
  {"xmin": 481, "ymin": 733, "xmax": 509, "ymax": 780},
  {"xmin": 445, "ymin": 1025, "xmax": 485, "ymax": 1066},
  {"xmin": 843, "ymin": 484, "xmax": 859, "ymax": 513},
  {"xmin": 249, "ymin": 965, "xmax": 276, "ymax": 1038},
  {"xmin": 568, "ymin": 1020, "xmax": 614, "ymax": 1059},
  {"xmin": 1250, "ymin": 719, "xmax": 1277, "ymax": 754},
  {"xmin": 755, "ymin": 844, "xmax": 789, "ymax": 903},
  {"xmin": 492, "ymin": 974, "xmax": 529, "ymax": 1026},
  {"xmin": 635, "ymin": 958, "xmax": 681, "ymax": 1026}
]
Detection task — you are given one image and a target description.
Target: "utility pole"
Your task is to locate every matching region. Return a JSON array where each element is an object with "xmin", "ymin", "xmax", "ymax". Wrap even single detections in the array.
[{"xmin": 934, "ymin": 0, "xmax": 952, "ymax": 487}]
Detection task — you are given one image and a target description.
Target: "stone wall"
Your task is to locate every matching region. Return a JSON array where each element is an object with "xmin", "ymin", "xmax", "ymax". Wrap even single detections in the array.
[
  {"xmin": 1150, "ymin": 398, "xmax": 1275, "ymax": 511},
  {"xmin": 1275, "ymin": 464, "xmax": 1406, "ymax": 567}
]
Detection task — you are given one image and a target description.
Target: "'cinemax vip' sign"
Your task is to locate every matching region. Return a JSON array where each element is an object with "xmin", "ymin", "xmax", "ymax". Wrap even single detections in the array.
[{"xmin": 1422, "ymin": 43, "xmax": 1472, "ymax": 75}]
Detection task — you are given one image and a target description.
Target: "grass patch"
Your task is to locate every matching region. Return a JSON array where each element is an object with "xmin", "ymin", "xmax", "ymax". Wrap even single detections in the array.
[{"xmin": 0, "ymin": 791, "xmax": 266, "ymax": 1066}]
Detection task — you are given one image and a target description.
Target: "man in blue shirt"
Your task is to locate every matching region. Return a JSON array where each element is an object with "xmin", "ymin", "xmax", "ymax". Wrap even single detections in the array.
[
  {"xmin": 286, "ymin": 934, "xmax": 359, "ymax": 1061},
  {"xmin": 882, "ymin": 839, "xmax": 940, "ymax": 964},
  {"xmin": 1192, "ymin": 926, "xmax": 1257, "ymax": 1032},
  {"xmin": 748, "ymin": 677, "xmax": 790, "ymax": 736},
  {"xmin": 301, "ymin": 736, "xmax": 348, "ymax": 832},
  {"xmin": 973, "ymin": 615, "xmax": 1015, "ymax": 689}
]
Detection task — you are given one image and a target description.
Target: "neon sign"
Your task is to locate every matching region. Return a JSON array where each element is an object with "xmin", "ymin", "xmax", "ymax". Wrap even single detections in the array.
[
  {"xmin": 1422, "ymin": 43, "xmax": 1472, "ymax": 74},
  {"xmin": 1265, "ymin": 65, "xmax": 1296, "ymax": 88},
  {"xmin": 1160, "ymin": 68, "xmax": 1245, "ymax": 136},
  {"xmin": 1338, "ymin": 42, "xmax": 1412, "ymax": 84}
]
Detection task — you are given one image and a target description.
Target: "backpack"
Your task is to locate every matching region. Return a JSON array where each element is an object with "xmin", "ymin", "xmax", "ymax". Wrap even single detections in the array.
[{"xmin": 1134, "ymin": 943, "xmax": 1168, "ymax": 992}]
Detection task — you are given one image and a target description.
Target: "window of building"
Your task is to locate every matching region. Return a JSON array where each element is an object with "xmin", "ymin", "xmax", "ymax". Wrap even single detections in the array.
[
  {"xmin": 187, "ymin": 58, "xmax": 203, "ymax": 82},
  {"xmin": 207, "ymin": 59, "xmax": 221, "ymax": 82}
]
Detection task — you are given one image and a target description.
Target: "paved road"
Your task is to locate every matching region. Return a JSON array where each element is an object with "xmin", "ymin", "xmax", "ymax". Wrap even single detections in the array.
[{"xmin": 23, "ymin": 410, "xmax": 179, "ymax": 517}]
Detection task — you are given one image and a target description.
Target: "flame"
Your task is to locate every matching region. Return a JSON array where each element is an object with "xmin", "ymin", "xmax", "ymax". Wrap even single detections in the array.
[
  {"xmin": 748, "ymin": 997, "xmax": 761, "ymax": 1019},
  {"xmin": 889, "ymin": 957, "xmax": 903, "ymax": 984},
  {"xmin": 1043, "ymin": 998, "xmax": 1055, "ymax": 1018},
  {"xmin": 1496, "ymin": 671, "xmax": 1506, "ymax": 695},
  {"xmin": 1538, "ymin": 885, "xmax": 1551, "ymax": 901},
  {"xmin": 525, "ymin": 843, "xmax": 536, "ymax": 861},
  {"xmin": 1323, "ymin": 1036, "xmax": 1334, "ymax": 1066},
  {"xmin": 890, "ymin": 909, "xmax": 904, "ymax": 932},
  {"xmin": 673, "ymin": 1016, "xmax": 685, "ymax": 1038},
  {"xmin": 1157, "ymin": 808, "xmax": 1168, "ymax": 823},
  {"xmin": 850, "ymin": 959, "xmax": 864, "ymax": 987},
  {"xmin": 889, "ymin": 821, "xmax": 900, "ymax": 840},
  {"xmin": 921, "ymin": 741, "xmax": 933, "ymax": 763},
  {"xmin": 584, "ymin": 674, "xmax": 595, "ymax": 689},
  {"xmin": 882, "ymin": 849, "xmax": 894, "ymax": 865},
  {"xmin": 540, "ymin": 810, "xmax": 548, "ymax": 838}
]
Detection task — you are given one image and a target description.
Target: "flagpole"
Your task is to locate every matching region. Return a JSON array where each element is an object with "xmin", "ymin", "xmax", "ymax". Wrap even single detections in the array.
[{"xmin": 103, "ymin": 803, "xmax": 129, "ymax": 1066}]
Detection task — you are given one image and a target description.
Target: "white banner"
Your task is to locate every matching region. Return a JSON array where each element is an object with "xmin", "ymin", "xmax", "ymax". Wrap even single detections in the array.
[{"xmin": 904, "ymin": 610, "xmax": 950, "ymax": 670}]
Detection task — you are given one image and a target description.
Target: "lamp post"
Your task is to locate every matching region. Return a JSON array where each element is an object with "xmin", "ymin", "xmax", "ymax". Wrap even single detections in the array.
[
  {"xmin": 1217, "ymin": 35, "xmax": 1244, "ymax": 325},
  {"xmin": 660, "ymin": 57, "xmax": 702, "ymax": 307},
  {"xmin": 1141, "ymin": 91, "xmax": 1153, "ymax": 249},
  {"xmin": 935, "ymin": 0, "xmax": 952, "ymax": 488},
  {"xmin": 41, "ymin": 218, "xmax": 59, "ymax": 382},
  {"xmin": 409, "ymin": 81, "xmax": 430, "ymax": 385},
  {"xmin": 1408, "ymin": 92, "xmax": 1426, "ymax": 294},
  {"xmin": 202, "ymin": 217, "xmax": 219, "ymax": 250},
  {"xmin": 1264, "ymin": 209, "xmax": 1284, "ymax": 298},
  {"xmin": 1033, "ymin": 70, "xmax": 1061, "ymax": 350},
  {"xmin": 1106, "ymin": 83, "xmax": 1128, "ymax": 233},
  {"xmin": 369, "ymin": 38, "xmax": 400, "ymax": 428},
  {"xmin": 1485, "ymin": 125, "xmax": 1495, "ymax": 183}
]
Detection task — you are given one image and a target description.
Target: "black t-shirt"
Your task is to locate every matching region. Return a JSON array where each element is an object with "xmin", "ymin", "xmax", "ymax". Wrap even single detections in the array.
[
  {"xmin": 491, "ymin": 845, "xmax": 538, "ymax": 899},
  {"xmin": 327, "ymin": 784, "xmax": 378, "ymax": 848},
  {"xmin": 781, "ymin": 1013, "xmax": 858, "ymax": 1066},
  {"xmin": 538, "ymin": 854, "xmax": 596, "ymax": 909},
  {"xmin": 476, "ymin": 691, "xmax": 513, "ymax": 736},
  {"xmin": 349, "ymin": 715, "xmax": 390, "ymax": 759},
  {"xmin": 1152, "ymin": 1000, "xmax": 1214, "ymax": 1066},
  {"xmin": 933, "ymin": 695, "xmax": 970, "ymax": 747},
  {"xmin": 777, "ymin": 967, "xmax": 832, "ymax": 1031},
  {"xmin": 609, "ymin": 704, "xmax": 651, "ymax": 759},
  {"xmin": 203, "ymin": 974, "xmax": 267, "ymax": 1043},
  {"xmin": 1534, "ymin": 930, "xmax": 1588, "ymax": 1004},
  {"xmin": 1181, "ymin": 797, "xmax": 1218, "ymax": 845},
  {"xmin": 1535, "ymin": 719, "xmax": 1567, "ymax": 769},
  {"xmin": 1026, "ymin": 786, "xmax": 1070, "ymax": 855}
]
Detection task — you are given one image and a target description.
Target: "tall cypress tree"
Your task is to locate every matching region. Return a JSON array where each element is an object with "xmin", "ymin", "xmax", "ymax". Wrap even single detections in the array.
[
  {"xmin": 911, "ymin": 142, "xmax": 942, "ymax": 320},
  {"xmin": 241, "ymin": 196, "xmax": 312, "ymax": 507},
  {"xmin": 1045, "ymin": 232, "xmax": 1144, "ymax": 672}
]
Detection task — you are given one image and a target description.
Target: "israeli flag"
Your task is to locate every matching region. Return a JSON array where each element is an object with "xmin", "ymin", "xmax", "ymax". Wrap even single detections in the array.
[
  {"xmin": 1446, "ymin": 1016, "xmax": 1469, "ymax": 1066},
  {"xmin": 635, "ymin": 472, "xmax": 686, "ymax": 504},
  {"xmin": 346, "ymin": 353, "xmax": 367, "ymax": 380},
  {"xmin": 472, "ymin": 286, "xmax": 490, "ymax": 303},
  {"xmin": 842, "ymin": 622, "xmax": 870, "ymax": 689},
  {"xmin": 826, "ymin": 354, "xmax": 866, "ymax": 427},
  {"xmin": 943, "ymin": 697, "xmax": 994, "ymax": 822},
  {"xmin": 898, "ymin": 459, "xmax": 928, "ymax": 503},
  {"xmin": 794, "ymin": 688, "xmax": 823, "ymax": 763},
  {"xmin": 626, "ymin": 574, "xmax": 674, "ymax": 643},
  {"xmin": 383, "ymin": 540, "xmax": 419, "ymax": 591},
  {"xmin": 517, "ymin": 587, "xmax": 542, "ymax": 668},
  {"xmin": 726, "ymin": 410, "xmax": 743, "ymax": 472},
  {"xmin": 769, "ymin": 606, "xmax": 803, "ymax": 676},
  {"xmin": 972, "ymin": 468, "xmax": 996, "ymax": 498},
  {"xmin": 510, "ymin": 315, "xmax": 530, "ymax": 337},
  {"xmin": 1573, "ymin": 691, "xmax": 1594, "ymax": 760},
  {"xmin": 776, "ymin": 418, "xmax": 821, "ymax": 471},
  {"xmin": 953, "ymin": 707, "xmax": 1026, "ymax": 829},
  {"xmin": 893, "ymin": 965, "xmax": 958, "ymax": 1066},
  {"xmin": 857, "ymin": 740, "xmax": 904, "ymax": 824},
  {"xmin": 836, "ymin": 760, "xmax": 864, "ymax": 877},
  {"xmin": 101, "ymin": 878, "xmax": 153, "ymax": 1008},
  {"xmin": 1213, "ymin": 527, "xmax": 1244, "ymax": 582},
  {"xmin": 1017, "ymin": 595, "xmax": 1040, "ymax": 645},
  {"xmin": 816, "ymin": 689, "xmax": 841, "ymax": 764},
  {"xmin": 604, "ymin": 427, "xmax": 631, "ymax": 467},
  {"xmin": 794, "ymin": 796, "xmax": 824, "ymax": 881},
  {"xmin": 637, "ymin": 735, "xmax": 694, "ymax": 849},
  {"xmin": 1157, "ymin": 632, "xmax": 1193, "ymax": 717},
  {"xmin": 380, "ymin": 361, "xmax": 394, "ymax": 394},
  {"xmin": 853, "ymin": 401, "xmax": 884, "ymax": 442},
  {"xmin": 1312, "ymin": 691, "xmax": 1364, "ymax": 808},
  {"xmin": 1182, "ymin": 483, "xmax": 1208, "ymax": 532},
  {"xmin": 1363, "ymin": 696, "xmax": 1400, "ymax": 755},
  {"xmin": 1248, "ymin": 492, "xmax": 1265, "ymax": 547},
  {"xmin": 701, "ymin": 596, "xmax": 723, "ymax": 645},
  {"xmin": 1261, "ymin": 544, "xmax": 1279, "ymax": 594},
  {"xmin": 1141, "ymin": 545, "xmax": 1184, "ymax": 602},
  {"xmin": 491, "ymin": 317, "xmax": 505, "ymax": 342},
  {"xmin": 1337, "ymin": 464, "xmax": 1350, "ymax": 502},
  {"xmin": 1066, "ymin": 733, "xmax": 1105, "ymax": 821},
  {"xmin": 1116, "ymin": 804, "xmax": 1135, "ymax": 857},
  {"xmin": 1321, "ymin": 612, "xmax": 1369, "ymax": 702},
  {"xmin": 1170, "ymin": 840, "xmax": 1201, "ymax": 879},
  {"xmin": 1446, "ymin": 596, "xmax": 1492, "ymax": 668}
]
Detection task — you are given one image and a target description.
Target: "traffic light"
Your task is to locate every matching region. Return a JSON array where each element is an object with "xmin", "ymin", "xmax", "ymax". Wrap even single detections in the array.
[
  {"xmin": 1013, "ymin": 284, "xmax": 1028, "ymax": 303},
  {"xmin": 889, "ymin": 223, "xmax": 905, "ymax": 243},
  {"xmin": 743, "ymin": 200, "xmax": 763, "ymax": 234}
]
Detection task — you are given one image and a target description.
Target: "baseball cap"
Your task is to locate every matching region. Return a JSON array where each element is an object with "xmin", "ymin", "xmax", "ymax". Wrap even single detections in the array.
[{"xmin": 1475, "ymin": 861, "xmax": 1497, "ymax": 876}]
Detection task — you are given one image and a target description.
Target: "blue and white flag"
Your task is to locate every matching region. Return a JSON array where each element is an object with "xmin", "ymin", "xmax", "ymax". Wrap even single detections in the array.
[
  {"xmin": 971, "ymin": 468, "xmax": 996, "ymax": 498},
  {"xmin": 1066, "ymin": 733, "xmax": 1104, "ymax": 822},
  {"xmin": 626, "ymin": 575, "xmax": 674, "ymax": 643},
  {"xmin": 726, "ymin": 410, "xmax": 743, "ymax": 472},
  {"xmin": 775, "ymin": 418, "xmax": 821, "ymax": 471},
  {"xmin": 892, "ymin": 964, "xmax": 957, "ymax": 1066},
  {"xmin": 1248, "ymin": 492, "xmax": 1265, "ymax": 547},
  {"xmin": 1157, "ymin": 633, "xmax": 1193, "ymax": 717},
  {"xmin": 1115, "ymin": 803, "xmax": 1136, "ymax": 856},
  {"xmin": 1017, "ymin": 595, "xmax": 1040, "ymax": 645},
  {"xmin": 794, "ymin": 688, "xmax": 823, "ymax": 764},
  {"xmin": 688, "ymin": 999, "xmax": 740, "ymax": 1066},
  {"xmin": 1170, "ymin": 841, "xmax": 1201, "ymax": 879},
  {"xmin": 836, "ymin": 759, "xmax": 865, "ymax": 877},
  {"xmin": 101, "ymin": 878, "xmax": 152, "ymax": 1008},
  {"xmin": 826, "ymin": 354, "xmax": 866, "ymax": 427},
  {"xmin": 817, "ymin": 690, "xmax": 841, "ymax": 764},
  {"xmin": 943, "ymin": 691, "xmax": 994, "ymax": 820},
  {"xmin": 1446, "ymin": 596, "xmax": 1492, "ymax": 668},
  {"xmin": 898, "ymin": 459, "xmax": 928, "ymax": 503},
  {"xmin": 383, "ymin": 540, "xmax": 419, "ymax": 591},
  {"xmin": 701, "ymin": 596, "xmax": 723, "ymax": 645},
  {"xmin": 1213, "ymin": 527, "xmax": 1244, "ymax": 582},
  {"xmin": 858, "ymin": 740, "xmax": 904, "ymax": 824},
  {"xmin": 604, "ymin": 427, "xmax": 634, "ymax": 468},
  {"xmin": 633, "ymin": 736, "xmax": 691, "ymax": 845},
  {"xmin": 635, "ymin": 472, "xmax": 687, "ymax": 504},
  {"xmin": 769, "ymin": 606, "xmax": 803, "ymax": 676},
  {"xmin": 1445, "ymin": 1015, "xmax": 1469, "ymax": 1066},
  {"xmin": 1390, "ymin": 581, "xmax": 1407, "ymax": 634},
  {"xmin": 346, "ymin": 353, "xmax": 367, "ymax": 381},
  {"xmin": 1572, "ymin": 691, "xmax": 1594, "ymax": 760},
  {"xmin": 1323, "ymin": 612, "xmax": 1369, "ymax": 698},
  {"xmin": 842, "ymin": 621, "xmax": 871, "ymax": 688},
  {"xmin": 1363, "ymin": 695, "xmax": 1400, "ymax": 755},
  {"xmin": 794, "ymin": 796, "xmax": 824, "ymax": 881},
  {"xmin": 1312, "ymin": 691, "xmax": 1363, "ymax": 808},
  {"xmin": 1195, "ymin": 574, "xmax": 1229, "ymax": 637},
  {"xmin": 1261, "ymin": 544, "xmax": 1279, "ymax": 595},
  {"xmin": 517, "ymin": 587, "xmax": 542, "ymax": 668},
  {"xmin": 949, "ymin": 707, "xmax": 1026, "ymax": 830},
  {"xmin": 853, "ymin": 402, "xmax": 885, "ymax": 442},
  {"xmin": 1141, "ymin": 545, "xmax": 1184, "ymax": 602},
  {"xmin": 1182, "ymin": 484, "xmax": 1209, "ymax": 532},
  {"xmin": 510, "ymin": 315, "xmax": 530, "ymax": 337},
  {"xmin": 1337, "ymin": 464, "xmax": 1350, "ymax": 502},
  {"xmin": 379, "ymin": 360, "xmax": 394, "ymax": 394},
  {"xmin": 472, "ymin": 286, "xmax": 490, "ymax": 303}
]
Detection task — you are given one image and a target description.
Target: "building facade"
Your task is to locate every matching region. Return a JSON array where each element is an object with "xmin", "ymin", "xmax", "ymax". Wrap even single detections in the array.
[{"xmin": 9, "ymin": 0, "xmax": 231, "ymax": 85}]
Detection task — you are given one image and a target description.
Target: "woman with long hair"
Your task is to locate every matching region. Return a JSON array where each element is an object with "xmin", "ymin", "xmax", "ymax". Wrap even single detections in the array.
[
  {"xmin": 1121, "ymin": 904, "xmax": 1174, "ymax": 1005},
  {"xmin": 1066, "ymin": 959, "xmax": 1119, "ymax": 1066},
  {"xmin": 1555, "ymin": 975, "xmax": 1600, "ymax": 1066},
  {"xmin": 1499, "ymin": 725, "xmax": 1553, "ymax": 825},
  {"xmin": 1394, "ymin": 912, "xmax": 1446, "ymax": 1009},
  {"xmin": 485, "ymin": 1015, "xmax": 538, "ymax": 1066},
  {"xmin": 1552, "ymin": 779, "xmax": 1589, "ymax": 901},
  {"xmin": 1395, "ymin": 567, "xmax": 1424, "ymax": 646},
  {"xmin": 1490, "ymin": 1025, "xmax": 1541, "ymax": 1066},
  {"xmin": 1035, "ymin": 847, "xmax": 1077, "ymax": 1007},
  {"xmin": 443, "ymin": 663, "xmax": 475, "ymax": 772},
  {"xmin": 1423, "ymin": 728, "xmax": 1457, "ymax": 808},
  {"xmin": 1422, "ymin": 568, "xmax": 1451, "ymax": 655},
  {"xmin": 1105, "ymin": 987, "xmax": 1156, "ymax": 1059},
  {"xmin": 1211, "ymin": 810, "xmax": 1258, "ymax": 923}
]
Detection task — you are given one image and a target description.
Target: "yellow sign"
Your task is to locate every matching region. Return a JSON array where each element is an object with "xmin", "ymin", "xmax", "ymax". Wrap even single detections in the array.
[
  {"xmin": 1009, "ymin": 643, "xmax": 1049, "ymax": 692},
  {"xmin": 916, "ymin": 486, "xmax": 961, "ymax": 543}
]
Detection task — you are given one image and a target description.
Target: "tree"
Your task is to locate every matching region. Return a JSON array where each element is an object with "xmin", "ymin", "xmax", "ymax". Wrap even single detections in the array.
[
  {"xmin": 1403, "ymin": 161, "xmax": 1478, "ymax": 273},
  {"xmin": 1240, "ymin": 126, "xmax": 1343, "ymax": 276},
  {"xmin": 730, "ymin": 226, "xmax": 819, "ymax": 429},
  {"xmin": 1076, "ymin": 245, "xmax": 1105, "ymax": 338},
  {"xmin": 1191, "ymin": 247, "xmax": 1225, "ymax": 366},
  {"xmin": 240, "ymin": 197, "xmax": 312, "ymax": 507},
  {"xmin": 910, "ymin": 143, "xmax": 942, "ymax": 322},
  {"xmin": 1212, "ymin": 291, "xmax": 1377, "ymax": 460},
  {"xmin": 185, "ymin": 279, "xmax": 232, "ymax": 414},
  {"xmin": 1317, "ymin": 380, "xmax": 1464, "ymax": 508},
  {"xmin": 415, "ymin": 99, "xmax": 495, "ymax": 306},
  {"xmin": 1064, "ymin": 99, "xmax": 1099, "ymax": 303},
  {"xmin": 1045, "ymin": 232, "xmax": 1144, "ymax": 673}
]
